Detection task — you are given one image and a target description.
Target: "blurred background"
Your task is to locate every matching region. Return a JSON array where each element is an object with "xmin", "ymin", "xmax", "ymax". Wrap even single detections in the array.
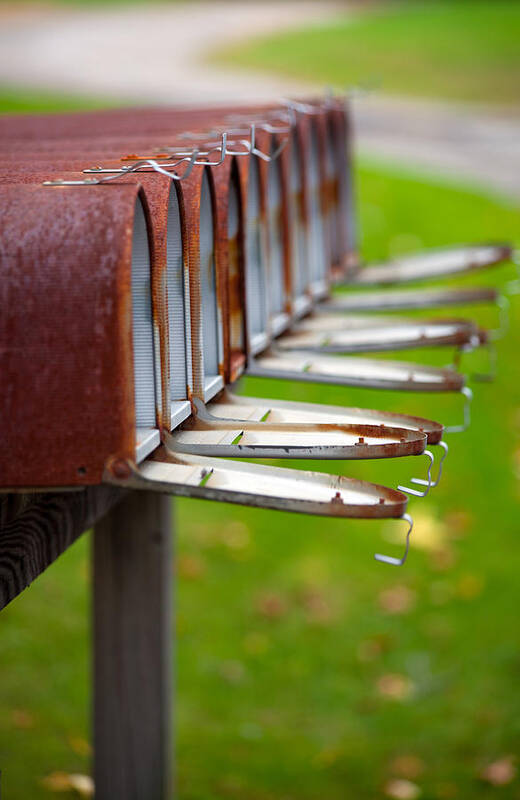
[{"xmin": 1, "ymin": 1, "xmax": 519, "ymax": 798}]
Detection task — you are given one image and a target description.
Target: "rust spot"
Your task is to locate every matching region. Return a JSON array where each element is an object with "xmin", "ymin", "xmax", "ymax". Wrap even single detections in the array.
[
  {"xmin": 110, "ymin": 459, "xmax": 132, "ymax": 480},
  {"xmin": 331, "ymin": 491, "xmax": 344, "ymax": 504}
]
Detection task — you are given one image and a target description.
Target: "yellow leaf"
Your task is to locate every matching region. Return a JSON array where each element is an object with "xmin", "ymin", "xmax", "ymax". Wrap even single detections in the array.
[
  {"xmin": 376, "ymin": 673, "xmax": 415, "ymax": 701},
  {"xmin": 378, "ymin": 585, "xmax": 416, "ymax": 614},
  {"xmin": 68, "ymin": 736, "xmax": 92, "ymax": 758},
  {"xmin": 480, "ymin": 755, "xmax": 517, "ymax": 786},
  {"xmin": 384, "ymin": 778, "xmax": 421, "ymax": 799}
]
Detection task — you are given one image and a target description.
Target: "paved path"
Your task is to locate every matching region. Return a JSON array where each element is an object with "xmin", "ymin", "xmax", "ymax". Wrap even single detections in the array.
[{"xmin": 0, "ymin": 1, "xmax": 519, "ymax": 201}]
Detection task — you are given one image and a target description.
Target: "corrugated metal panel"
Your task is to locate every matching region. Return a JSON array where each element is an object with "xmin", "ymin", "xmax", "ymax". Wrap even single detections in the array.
[
  {"xmin": 131, "ymin": 196, "xmax": 157, "ymax": 429},
  {"xmin": 227, "ymin": 173, "xmax": 244, "ymax": 353},
  {"xmin": 290, "ymin": 135, "xmax": 308, "ymax": 298},
  {"xmin": 167, "ymin": 184, "xmax": 187, "ymax": 401},
  {"xmin": 326, "ymin": 118, "xmax": 339, "ymax": 266},
  {"xmin": 200, "ymin": 169, "xmax": 220, "ymax": 380},
  {"xmin": 246, "ymin": 155, "xmax": 268, "ymax": 343},
  {"xmin": 268, "ymin": 151, "xmax": 285, "ymax": 315},
  {"xmin": 308, "ymin": 121, "xmax": 326, "ymax": 285}
]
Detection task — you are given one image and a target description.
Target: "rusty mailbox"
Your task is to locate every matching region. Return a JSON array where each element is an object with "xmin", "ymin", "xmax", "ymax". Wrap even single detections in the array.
[{"xmin": 0, "ymin": 97, "xmax": 513, "ymax": 563}]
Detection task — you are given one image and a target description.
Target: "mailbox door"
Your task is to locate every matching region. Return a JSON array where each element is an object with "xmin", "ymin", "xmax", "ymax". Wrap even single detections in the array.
[
  {"xmin": 208, "ymin": 390, "xmax": 444, "ymax": 445},
  {"xmin": 106, "ymin": 449, "xmax": 409, "ymax": 520},
  {"xmin": 319, "ymin": 286, "xmax": 499, "ymax": 314},
  {"xmin": 349, "ymin": 244, "xmax": 512, "ymax": 287},
  {"xmin": 166, "ymin": 416, "xmax": 426, "ymax": 459},
  {"xmin": 274, "ymin": 315, "xmax": 478, "ymax": 353},
  {"xmin": 247, "ymin": 351, "xmax": 465, "ymax": 393}
]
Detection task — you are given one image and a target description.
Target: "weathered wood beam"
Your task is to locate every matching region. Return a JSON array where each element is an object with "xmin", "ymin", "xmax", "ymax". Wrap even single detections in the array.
[
  {"xmin": 0, "ymin": 486, "xmax": 124, "ymax": 610},
  {"xmin": 93, "ymin": 491, "xmax": 173, "ymax": 800}
]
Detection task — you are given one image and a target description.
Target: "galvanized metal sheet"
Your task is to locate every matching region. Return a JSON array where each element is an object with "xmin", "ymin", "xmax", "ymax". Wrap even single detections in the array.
[
  {"xmin": 200, "ymin": 169, "xmax": 221, "ymax": 391},
  {"xmin": 307, "ymin": 120, "xmax": 327, "ymax": 293},
  {"xmin": 289, "ymin": 134, "xmax": 309, "ymax": 301},
  {"xmin": 247, "ymin": 350, "xmax": 465, "ymax": 392},
  {"xmin": 268, "ymin": 151, "xmax": 286, "ymax": 317},
  {"xmin": 132, "ymin": 196, "xmax": 162, "ymax": 460},
  {"xmin": 320, "ymin": 286, "xmax": 499, "ymax": 313},
  {"xmin": 350, "ymin": 244, "xmax": 512, "ymax": 287},
  {"xmin": 245, "ymin": 155, "xmax": 269, "ymax": 351},
  {"xmin": 106, "ymin": 449, "xmax": 409, "ymax": 519},
  {"xmin": 166, "ymin": 184, "xmax": 188, "ymax": 403}
]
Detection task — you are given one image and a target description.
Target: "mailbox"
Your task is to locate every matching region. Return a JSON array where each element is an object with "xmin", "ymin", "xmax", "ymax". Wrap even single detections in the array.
[
  {"xmin": 2, "ymin": 97, "xmax": 511, "ymax": 564},
  {"xmin": 0, "ymin": 183, "xmax": 155, "ymax": 486}
]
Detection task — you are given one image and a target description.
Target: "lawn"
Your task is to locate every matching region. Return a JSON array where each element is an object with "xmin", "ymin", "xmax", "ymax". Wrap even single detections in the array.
[
  {"xmin": 0, "ymin": 87, "xmax": 114, "ymax": 114},
  {"xmin": 1, "ymin": 149, "xmax": 519, "ymax": 798},
  {"xmin": 214, "ymin": 1, "xmax": 520, "ymax": 107}
]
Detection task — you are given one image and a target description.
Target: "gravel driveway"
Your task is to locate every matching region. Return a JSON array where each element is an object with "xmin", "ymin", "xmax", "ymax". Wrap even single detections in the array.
[{"xmin": 0, "ymin": 1, "xmax": 518, "ymax": 200}]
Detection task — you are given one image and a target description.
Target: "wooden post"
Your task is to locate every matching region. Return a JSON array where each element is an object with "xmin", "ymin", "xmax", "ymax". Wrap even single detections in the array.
[{"xmin": 93, "ymin": 491, "xmax": 173, "ymax": 800}]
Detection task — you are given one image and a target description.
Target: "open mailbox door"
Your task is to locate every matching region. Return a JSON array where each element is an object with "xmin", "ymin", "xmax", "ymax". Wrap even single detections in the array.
[
  {"xmin": 319, "ymin": 286, "xmax": 500, "ymax": 314},
  {"xmin": 346, "ymin": 244, "xmax": 512, "ymax": 287},
  {"xmin": 105, "ymin": 448, "xmax": 414, "ymax": 565},
  {"xmin": 274, "ymin": 313, "xmax": 479, "ymax": 354}
]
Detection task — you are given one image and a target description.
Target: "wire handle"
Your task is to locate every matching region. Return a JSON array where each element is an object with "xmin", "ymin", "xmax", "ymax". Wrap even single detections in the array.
[
  {"xmin": 398, "ymin": 450, "xmax": 434, "ymax": 497},
  {"xmin": 445, "ymin": 386, "xmax": 473, "ymax": 434},
  {"xmin": 375, "ymin": 513, "xmax": 414, "ymax": 566}
]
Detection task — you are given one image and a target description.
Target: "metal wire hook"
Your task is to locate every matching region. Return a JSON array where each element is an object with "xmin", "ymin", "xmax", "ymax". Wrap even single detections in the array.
[
  {"xmin": 281, "ymin": 98, "xmax": 322, "ymax": 116},
  {"xmin": 397, "ymin": 449, "xmax": 434, "ymax": 497},
  {"xmin": 375, "ymin": 513, "xmax": 414, "ymax": 567},
  {"xmin": 445, "ymin": 386, "xmax": 473, "ymax": 434},
  {"xmin": 410, "ymin": 440, "xmax": 448, "ymax": 489},
  {"xmin": 75, "ymin": 148, "xmax": 200, "ymax": 183},
  {"xmin": 159, "ymin": 132, "xmax": 229, "ymax": 166}
]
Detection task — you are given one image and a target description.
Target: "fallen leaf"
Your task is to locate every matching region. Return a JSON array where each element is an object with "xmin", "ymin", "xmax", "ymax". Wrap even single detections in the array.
[
  {"xmin": 390, "ymin": 754, "xmax": 425, "ymax": 780},
  {"xmin": 177, "ymin": 554, "xmax": 206, "ymax": 580},
  {"xmin": 41, "ymin": 772, "xmax": 94, "ymax": 796},
  {"xmin": 11, "ymin": 708, "xmax": 35, "ymax": 729},
  {"xmin": 444, "ymin": 510, "xmax": 473, "ymax": 538},
  {"xmin": 68, "ymin": 735, "xmax": 91, "ymax": 757},
  {"xmin": 41, "ymin": 772, "xmax": 72, "ymax": 792},
  {"xmin": 219, "ymin": 660, "xmax": 245, "ymax": 685},
  {"xmin": 357, "ymin": 634, "xmax": 393, "ymax": 663},
  {"xmin": 378, "ymin": 585, "xmax": 416, "ymax": 614},
  {"xmin": 479, "ymin": 755, "xmax": 517, "ymax": 786},
  {"xmin": 456, "ymin": 573, "xmax": 485, "ymax": 599},
  {"xmin": 255, "ymin": 591, "xmax": 288, "ymax": 620},
  {"xmin": 299, "ymin": 588, "xmax": 334, "ymax": 625},
  {"xmin": 429, "ymin": 546, "xmax": 457, "ymax": 572},
  {"xmin": 68, "ymin": 775, "xmax": 94, "ymax": 798},
  {"xmin": 376, "ymin": 673, "xmax": 415, "ymax": 701},
  {"xmin": 219, "ymin": 520, "xmax": 251, "ymax": 550},
  {"xmin": 384, "ymin": 778, "xmax": 421, "ymax": 799}
]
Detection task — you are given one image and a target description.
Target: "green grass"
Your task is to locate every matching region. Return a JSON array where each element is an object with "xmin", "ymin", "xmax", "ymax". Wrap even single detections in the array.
[
  {"xmin": 214, "ymin": 1, "xmax": 520, "ymax": 107},
  {"xmin": 0, "ymin": 87, "xmax": 114, "ymax": 114},
  {"xmin": 1, "ymin": 159, "xmax": 519, "ymax": 798}
]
